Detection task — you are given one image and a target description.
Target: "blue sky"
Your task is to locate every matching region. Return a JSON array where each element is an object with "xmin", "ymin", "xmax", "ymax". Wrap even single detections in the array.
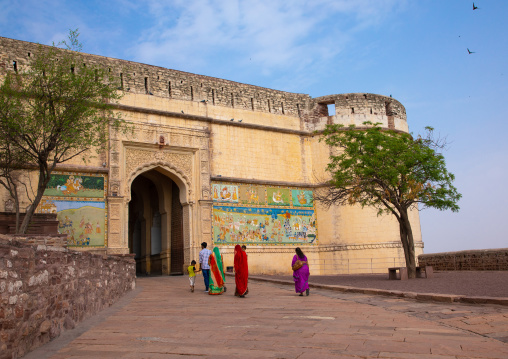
[{"xmin": 1, "ymin": 0, "xmax": 506, "ymax": 253}]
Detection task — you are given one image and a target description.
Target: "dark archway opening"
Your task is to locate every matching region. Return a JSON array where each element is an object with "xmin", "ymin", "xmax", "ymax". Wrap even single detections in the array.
[{"xmin": 128, "ymin": 169, "xmax": 184, "ymax": 275}]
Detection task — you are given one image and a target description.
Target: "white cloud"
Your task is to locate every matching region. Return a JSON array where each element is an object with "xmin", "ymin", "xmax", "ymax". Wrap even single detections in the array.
[{"xmin": 128, "ymin": 0, "xmax": 406, "ymax": 86}]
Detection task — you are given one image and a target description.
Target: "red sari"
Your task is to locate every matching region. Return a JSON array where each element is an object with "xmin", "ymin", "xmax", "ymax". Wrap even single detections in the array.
[{"xmin": 234, "ymin": 245, "xmax": 249, "ymax": 297}]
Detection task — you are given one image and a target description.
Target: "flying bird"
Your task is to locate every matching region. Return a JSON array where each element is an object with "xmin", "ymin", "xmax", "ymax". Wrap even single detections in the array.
[
  {"xmin": 473, "ymin": 2, "xmax": 478, "ymax": 10},
  {"xmin": 467, "ymin": 48, "xmax": 475, "ymax": 54}
]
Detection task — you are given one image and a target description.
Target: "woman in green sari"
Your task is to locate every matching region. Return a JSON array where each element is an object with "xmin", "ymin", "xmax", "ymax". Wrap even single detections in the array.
[{"xmin": 208, "ymin": 246, "xmax": 226, "ymax": 295}]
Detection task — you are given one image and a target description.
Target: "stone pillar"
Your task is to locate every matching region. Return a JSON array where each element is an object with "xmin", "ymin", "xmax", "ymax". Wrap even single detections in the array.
[{"xmin": 107, "ymin": 196, "xmax": 130, "ymax": 255}]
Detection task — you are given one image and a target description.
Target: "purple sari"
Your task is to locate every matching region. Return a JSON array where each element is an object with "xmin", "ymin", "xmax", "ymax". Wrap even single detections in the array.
[{"xmin": 292, "ymin": 254, "xmax": 309, "ymax": 293}]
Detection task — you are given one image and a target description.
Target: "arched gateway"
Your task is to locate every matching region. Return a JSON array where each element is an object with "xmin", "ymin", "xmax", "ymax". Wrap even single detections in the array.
[{"xmin": 129, "ymin": 168, "xmax": 185, "ymax": 275}]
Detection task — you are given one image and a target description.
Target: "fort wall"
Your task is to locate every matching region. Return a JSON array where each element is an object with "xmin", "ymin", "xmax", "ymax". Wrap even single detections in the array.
[
  {"xmin": 0, "ymin": 36, "xmax": 421, "ymax": 276},
  {"xmin": 0, "ymin": 235, "xmax": 135, "ymax": 358},
  {"xmin": 419, "ymin": 249, "xmax": 508, "ymax": 271}
]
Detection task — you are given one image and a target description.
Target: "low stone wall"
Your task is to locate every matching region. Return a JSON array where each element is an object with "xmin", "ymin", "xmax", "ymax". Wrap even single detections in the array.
[
  {"xmin": 418, "ymin": 248, "xmax": 508, "ymax": 271},
  {"xmin": 0, "ymin": 235, "xmax": 136, "ymax": 359}
]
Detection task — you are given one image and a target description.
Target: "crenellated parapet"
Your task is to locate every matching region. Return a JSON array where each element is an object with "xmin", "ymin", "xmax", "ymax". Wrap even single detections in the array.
[{"xmin": 0, "ymin": 36, "xmax": 407, "ymax": 133}]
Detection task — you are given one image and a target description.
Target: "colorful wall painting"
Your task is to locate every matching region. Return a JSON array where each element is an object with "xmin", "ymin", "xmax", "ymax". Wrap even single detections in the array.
[
  {"xmin": 44, "ymin": 174, "xmax": 105, "ymax": 198},
  {"xmin": 291, "ymin": 189, "xmax": 313, "ymax": 207},
  {"xmin": 212, "ymin": 182, "xmax": 317, "ymax": 246},
  {"xmin": 213, "ymin": 206, "xmax": 317, "ymax": 245},
  {"xmin": 52, "ymin": 200, "xmax": 106, "ymax": 246},
  {"xmin": 37, "ymin": 172, "xmax": 107, "ymax": 247},
  {"xmin": 238, "ymin": 184, "xmax": 265, "ymax": 205},
  {"xmin": 212, "ymin": 184, "xmax": 239, "ymax": 203},
  {"xmin": 267, "ymin": 188, "xmax": 290, "ymax": 206}
]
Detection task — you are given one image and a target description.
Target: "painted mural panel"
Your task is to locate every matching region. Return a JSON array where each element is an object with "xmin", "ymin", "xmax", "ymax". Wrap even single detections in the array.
[
  {"xmin": 212, "ymin": 184, "xmax": 239, "ymax": 203},
  {"xmin": 213, "ymin": 206, "xmax": 317, "ymax": 245},
  {"xmin": 238, "ymin": 184, "xmax": 265, "ymax": 205},
  {"xmin": 267, "ymin": 188, "xmax": 290, "ymax": 206},
  {"xmin": 37, "ymin": 172, "xmax": 107, "ymax": 247},
  {"xmin": 291, "ymin": 189, "xmax": 313, "ymax": 207},
  {"xmin": 44, "ymin": 174, "xmax": 105, "ymax": 198},
  {"xmin": 42, "ymin": 199, "xmax": 106, "ymax": 247}
]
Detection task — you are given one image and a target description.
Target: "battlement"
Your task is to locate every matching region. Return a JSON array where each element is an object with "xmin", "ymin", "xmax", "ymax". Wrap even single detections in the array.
[{"xmin": 0, "ymin": 36, "xmax": 407, "ymax": 130}]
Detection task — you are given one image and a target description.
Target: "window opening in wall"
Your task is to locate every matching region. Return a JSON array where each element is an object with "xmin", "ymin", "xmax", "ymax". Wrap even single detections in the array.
[
  {"xmin": 168, "ymin": 81, "xmax": 172, "ymax": 97},
  {"xmin": 200, "ymin": 83, "xmax": 203, "ymax": 87},
  {"xmin": 281, "ymin": 102, "xmax": 285, "ymax": 114},
  {"xmin": 108, "ymin": 68, "xmax": 111, "ymax": 73},
  {"xmin": 268, "ymin": 99, "xmax": 271, "ymax": 112},
  {"xmin": 12, "ymin": 61, "xmax": 17, "ymax": 72},
  {"xmin": 157, "ymin": 75, "xmax": 159, "ymax": 80},
  {"xmin": 145, "ymin": 77, "xmax": 149, "ymax": 93},
  {"xmin": 180, "ymin": 80, "xmax": 183, "ymax": 84},
  {"xmin": 231, "ymin": 93, "xmax": 234, "ymax": 107},
  {"xmin": 370, "ymin": 108, "xmax": 373, "ymax": 114},
  {"xmin": 251, "ymin": 98, "xmax": 254, "ymax": 110},
  {"xmin": 212, "ymin": 89, "xmax": 215, "ymax": 105},
  {"xmin": 297, "ymin": 103, "xmax": 301, "ymax": 117},
  {"xmin": 28, "ymin": 52, "xmax": 31, "ymax": 57},
  {"xmin": 120, "ymin": 73, "xmax": 124, "ymax": 89},
  {"xmin": 71, "ymin": 65, "xmax": 75, "ymax": 75},
  {"xmin": 221, "ymin": 87, "xmax": 224, "ymax": 91},
  {"xmin": 83, "ymin": 63, "xmax": 86, "ymax": 68},
  {"xmin": 327, "ymin": 104, "xmax": 336, "ymax": 116},
  {"xmin": 133, "ymin": 72, "xmax": 136, "ymax": 76},
  {"xmin": 351, "ymin": 107, "xmax": 355, "ymax": 114},
  {"xmin": 191, "ymin": 86, "xmax": 194, "ymax": 100}
]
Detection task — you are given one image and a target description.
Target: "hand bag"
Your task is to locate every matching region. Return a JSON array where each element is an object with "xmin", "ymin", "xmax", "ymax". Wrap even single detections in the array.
[{"xmin": 292, "ymin": 260, "xmax": 303, "ymax": 271}]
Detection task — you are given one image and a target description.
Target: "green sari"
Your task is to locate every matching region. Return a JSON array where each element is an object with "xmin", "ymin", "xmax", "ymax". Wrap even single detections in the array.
[{"xmin": 209, "ymin": 247, "xmax": 226, "ymax": 295}]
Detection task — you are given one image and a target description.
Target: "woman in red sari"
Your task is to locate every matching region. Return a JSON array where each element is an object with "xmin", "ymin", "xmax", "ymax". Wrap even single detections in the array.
[{"xmin": 234, "ymin": 244, "xmax": 248, "ymax": 298}]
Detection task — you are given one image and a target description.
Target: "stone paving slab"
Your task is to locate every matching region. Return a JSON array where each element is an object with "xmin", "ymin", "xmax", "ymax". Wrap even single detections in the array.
[{"xmin": 24, "ymin": 276, "xmax": 508, "ymax": 359}]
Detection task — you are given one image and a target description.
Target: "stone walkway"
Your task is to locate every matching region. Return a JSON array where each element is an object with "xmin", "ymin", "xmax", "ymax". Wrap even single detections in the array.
[{"xmin": 25, "ymin": 276, "xmax": 508, "ymax": 359}]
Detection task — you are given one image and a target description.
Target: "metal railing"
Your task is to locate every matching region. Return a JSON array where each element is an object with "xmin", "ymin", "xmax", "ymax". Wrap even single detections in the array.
[{"xmin": 307, "ymin": 256, "xmax": 415, "ymax": 275}]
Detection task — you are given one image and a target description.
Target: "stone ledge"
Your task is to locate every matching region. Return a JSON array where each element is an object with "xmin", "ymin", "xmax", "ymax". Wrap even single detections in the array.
[{"xmin": 243, "ymin": 275, "xmax": 508, "ymax": 307}]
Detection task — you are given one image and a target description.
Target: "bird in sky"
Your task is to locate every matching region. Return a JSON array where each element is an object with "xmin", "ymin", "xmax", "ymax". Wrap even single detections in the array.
[
  {"xmin": 473, "ymin": 2, "xmax": 479, "ymax": 10},
  {"xmin": 467, "ymin": 48, "xmax": 475, "ymax": 54}
]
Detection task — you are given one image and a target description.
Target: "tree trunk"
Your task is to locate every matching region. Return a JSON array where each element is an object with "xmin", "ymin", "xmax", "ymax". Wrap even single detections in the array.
[
  {"xmin": 398, "ymin": 208, "xmax": 416, "ymax": 279},
  {"xmin": 19, "ymin": 164, "xmax": 52, "ymax": 234}
]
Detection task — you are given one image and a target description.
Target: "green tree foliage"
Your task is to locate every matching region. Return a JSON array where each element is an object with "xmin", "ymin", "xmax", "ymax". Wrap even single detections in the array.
[
  {"xmin": 0, "ymin": 29, "xmax": 125, "ymax": 234},
  {"xmin": 317, "ymin": 122, "xmax": 461, "ymax": 278}
]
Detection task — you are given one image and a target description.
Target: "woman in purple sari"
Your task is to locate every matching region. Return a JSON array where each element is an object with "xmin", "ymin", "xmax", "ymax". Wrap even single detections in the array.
[{"xmin": 292, "ymin": 247, "xmax": 310, "ymax": 296}]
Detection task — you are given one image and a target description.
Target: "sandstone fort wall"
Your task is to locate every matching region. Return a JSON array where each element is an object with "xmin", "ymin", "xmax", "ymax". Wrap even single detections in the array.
[
  {"xmin": 419, "ymin": 249, "xmax": 508, "ymax": 271},
  {"xmin": 0, "ymin": 235, "xmax": 136, "ymax": 359},
  {"xmin": 0, "ymin": 36, "xmax": 422, "ymax": 276}
]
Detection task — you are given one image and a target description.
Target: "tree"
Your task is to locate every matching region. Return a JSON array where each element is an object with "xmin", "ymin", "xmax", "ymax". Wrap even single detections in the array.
[
  {"xmin": 316, "ymin": 122, "xmax": 461, "ymax": 278},
  {"xmin": 0, "ymin": 29, "xmax": 125, "ymax": 234}
]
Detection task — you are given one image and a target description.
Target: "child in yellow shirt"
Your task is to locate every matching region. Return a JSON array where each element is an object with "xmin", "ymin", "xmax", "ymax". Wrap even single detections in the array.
[{"xmin": 188, "ymin": 260, "xmax": 201, "ymax": 292}]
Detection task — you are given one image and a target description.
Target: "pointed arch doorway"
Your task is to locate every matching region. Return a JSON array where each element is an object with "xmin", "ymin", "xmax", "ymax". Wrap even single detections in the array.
[{"xmin": 128, "ymin": 168, "xmax": 184, "ymax": 275}]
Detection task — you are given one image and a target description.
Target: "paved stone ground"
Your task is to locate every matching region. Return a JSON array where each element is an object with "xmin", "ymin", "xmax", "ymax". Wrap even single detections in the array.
[
  {"xmin": 25, "ymin": 276, "xmax": 508, "ymax": 359},
  {"xmin": 260, "ymin": 271, "xmax": 508, "ymax": 298}
]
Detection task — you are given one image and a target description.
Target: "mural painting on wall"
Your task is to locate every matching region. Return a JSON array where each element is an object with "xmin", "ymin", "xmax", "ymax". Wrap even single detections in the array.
[
  {"xmin": 212, "ymin": 184, "xmax": 239, "ymax": 203},
  {"xmin": 37, "ymin": 173, "xmax": 107, "ymax": 247},
  {"xmin": 212, "ymin": 182, "xmax": 317, "ymax": 246},
  {"xmin": 238, "ymin": 184, "xmax": 265, "ymax": 205},
  {"xmin": 291, "ymin": 189, "xmax": 313, "ymax": 207},
  {"xmin": 267, "ymin": 187, "xmax": 290, "ymax": 206}
]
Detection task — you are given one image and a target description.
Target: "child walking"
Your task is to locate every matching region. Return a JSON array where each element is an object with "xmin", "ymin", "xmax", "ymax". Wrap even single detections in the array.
[{"xmin": 188, "ymin": 260, "xmax": 200, "ymax": 292}]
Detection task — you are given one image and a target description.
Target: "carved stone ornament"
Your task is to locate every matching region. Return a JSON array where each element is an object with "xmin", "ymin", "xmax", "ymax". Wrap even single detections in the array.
[{"xmin": 125, "ymin": 148, "xmax": 193, "ymax": 192}]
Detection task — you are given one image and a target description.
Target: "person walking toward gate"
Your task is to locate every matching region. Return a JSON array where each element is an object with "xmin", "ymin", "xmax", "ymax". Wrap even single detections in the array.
[{"xmin": 199, "ymin": 242, "xmax": 212, "ymax": 292}]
